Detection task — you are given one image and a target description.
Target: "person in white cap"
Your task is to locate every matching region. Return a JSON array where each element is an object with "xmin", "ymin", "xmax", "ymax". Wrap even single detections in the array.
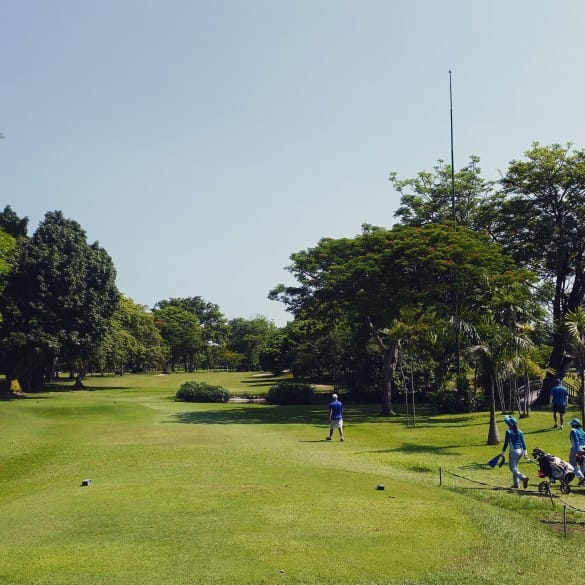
[
  {"xmin": 326, "ymin": 393, "xmax": 344, "ymax": 442},
  {"xmin": 499, "ymin": 415, "xmax": 529, "ymax": 489},
  {"xmin": 568, "ymin": 418, "xmax": 585, "ymax": 485}
]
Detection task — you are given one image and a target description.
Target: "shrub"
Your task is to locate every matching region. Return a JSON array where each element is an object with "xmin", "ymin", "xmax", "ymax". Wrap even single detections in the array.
[
  {"xmin": 266, "ymin": 381, "xmax": 314, "ymax": 405},
  {"xmin": 176, "ymin": 381, "xmax": 230, "ymax": 403},
  {"xmin": 428, "ymin": 388, "xmax": 481, "ymax": 414}
]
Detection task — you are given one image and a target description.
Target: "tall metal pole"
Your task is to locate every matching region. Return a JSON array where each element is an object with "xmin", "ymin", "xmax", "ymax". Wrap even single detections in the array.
[
  {"xmin": 449, "ymin": 70, "xmax": 461, "ymax": 388},
  {"xmin": 449, "ymin": 70, "xmax": 456, "ymax": 224}
]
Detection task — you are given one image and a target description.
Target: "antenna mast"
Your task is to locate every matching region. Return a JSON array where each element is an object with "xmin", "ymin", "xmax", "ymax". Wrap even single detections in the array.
[{"xmin": 449, "ymin": 70, "xmax": 456, "ymax": 224}]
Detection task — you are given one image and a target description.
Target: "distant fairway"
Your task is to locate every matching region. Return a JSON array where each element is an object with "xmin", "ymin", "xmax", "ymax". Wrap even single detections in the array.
[{"xmin": 1, "ymin": 372, "xmax": 585, "ymax": 585}]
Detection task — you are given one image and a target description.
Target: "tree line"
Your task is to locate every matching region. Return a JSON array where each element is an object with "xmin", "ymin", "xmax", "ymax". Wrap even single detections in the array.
[
  {"xmin": 3, "ymin": 142, "xmax": 585, "ymax": 443},
  {"xmin": 0, "ymin": 209, "xmax": 279, "ymax": 392},
  {"xmin": 269, "ymin": 142, "xmax": 585, "ymax": 442}
]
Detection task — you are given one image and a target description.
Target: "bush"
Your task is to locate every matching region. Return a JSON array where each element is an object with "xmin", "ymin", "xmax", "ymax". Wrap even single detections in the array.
[
  {"xmin": 266, "ymin": 381, "xmax": 314, "ymax": 405},
  {"xmin": 428, "ymin": 388, "xmax": 481, "ymax": 414},
  {"xmin": 176, "ymin": 381, "xmax": 230, "ymax": 403}
]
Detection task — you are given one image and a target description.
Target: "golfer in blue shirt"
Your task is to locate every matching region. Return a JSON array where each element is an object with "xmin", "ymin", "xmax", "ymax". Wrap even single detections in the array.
[
  {"xmin": 499, "ymin": 415, "xmax": 529, "ymax": 489},
  {"xmin": 326, "ymin": 393, "xmax": 344, "ymax": 442},
  {"xmin": 550, "ymin": 378, "xmax": 569, "ymax": 429}
]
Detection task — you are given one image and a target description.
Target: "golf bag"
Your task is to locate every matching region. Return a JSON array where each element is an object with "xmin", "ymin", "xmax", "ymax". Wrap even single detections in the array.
[{"xmin": 531, "ymin": 447, "xmax": 575, "ymax": 494}]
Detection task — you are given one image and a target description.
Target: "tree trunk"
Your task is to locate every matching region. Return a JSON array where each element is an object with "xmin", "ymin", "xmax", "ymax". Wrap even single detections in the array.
[
  {"xmin": 536, "ymin": 372, "xmax": 557, "ymax": 406},
  {"xmin": 0, "ymin": 378, "xmax": 11, "ymax": 400},
  {"xmin": 487, "ymin": 378, "xmax": 500, "ymax": 445},
  {"xmin": 73, "ymin": 366, "xmax": 87, "ymax": 389},
  {"xmin": 549, "ymin": 271, "xmax": 585, "ymax": 376},
  {"xmin": 379, "ymin": 341, "xmax": 400, "ymax": 416},
  {"xmin": 549, "ymin": 332, "xmax": 572, "ymax": 378},
  {"xmin": 17, "ymin": 365, "xmax": 44, "ymax": 393}
]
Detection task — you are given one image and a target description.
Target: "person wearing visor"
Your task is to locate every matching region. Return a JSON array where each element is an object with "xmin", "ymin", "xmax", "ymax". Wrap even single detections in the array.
[
  {"xmin": 568, "ymin": 417, "xmax": 585, "ymax": 485},
  {"xmin": 499, "ymin": 415, "xmax": 529, "ymax": 489}
]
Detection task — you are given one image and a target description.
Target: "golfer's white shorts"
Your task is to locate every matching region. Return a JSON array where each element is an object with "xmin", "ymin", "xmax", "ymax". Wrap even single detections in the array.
[{"xmin": 330, "ymin": 418, "xmax": 343, "ymax": 430}]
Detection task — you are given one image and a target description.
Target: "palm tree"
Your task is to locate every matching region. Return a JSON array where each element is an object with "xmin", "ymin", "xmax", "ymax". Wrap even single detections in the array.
[
  {"xmin": 564, "ymin": 306, "xmax": 585, "ymax": 423},
  {"xmin": 467, "ymin": 315, "xmax": 534, "ymax": 445}
]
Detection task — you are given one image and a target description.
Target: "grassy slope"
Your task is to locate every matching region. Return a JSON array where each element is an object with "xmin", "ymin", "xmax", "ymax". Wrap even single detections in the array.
[{"xmin": 1, "ymin": 373, "xmax": 584, "ymax": 584}]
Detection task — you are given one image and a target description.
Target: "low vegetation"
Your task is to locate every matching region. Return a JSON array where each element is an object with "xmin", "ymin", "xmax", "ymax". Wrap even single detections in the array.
[
  {"xmin": 265, "ymin": 380, "xmax": 314, "ymax": 405},
  {"xmin": 176, "ymin": 380, "xmax": 230, "ymax": 403}
]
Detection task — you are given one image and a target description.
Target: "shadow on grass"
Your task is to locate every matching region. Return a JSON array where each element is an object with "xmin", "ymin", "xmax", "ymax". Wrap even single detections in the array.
[
  {"xmin": 26, "ymin": 381, "xmax": 135, "ymax": 393},
  {"xmin": 386, "ymin": 414, "xmax": 489, "ymax": 429},
  {"xmin": 527, "ymin": 427, "xmax": 562, "ymax": 436},
  {"xmin": 168, "ymin": 404, "xmax": 387, "ymax": 425},
  {"xmin": 1, "ymin": 393, "xmax": 50, "ymax": 400},
  {"xmin": 167, "ymin": 404, "xmax": 501, "ymax": 433},
  {"xmin": 365, "ymin": 441, "xmax": 485, "ymax": 457},
  {"xmin": 460, "ymin": 463, "xmax": 493, "ymax": 471},
  {"xmin": 454, "ymin": 486, "xmax": 537, "ymax": 496},
  {"xmin": 169, "ymin": 405, "xmax": 324, "ymax": 425}
]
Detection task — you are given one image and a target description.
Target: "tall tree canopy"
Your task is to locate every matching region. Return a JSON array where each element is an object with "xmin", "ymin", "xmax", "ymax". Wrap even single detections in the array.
[
  {"xmin": 0, "ymin": 205, "xmax": 28, "ymax": 239},
  {"xmin": 228, "ymin": 316, "xmax": 278, "ymax": 371},
  {"xmin": 390, "ymin": 156, "xmax": 493, "ymax": 229},
  {"xmin": 491, "ymin": 142, "xmax": 585, "ymax": 378},
  {"xmin": 0, "ymin": 210, "xmax": 119, "ymax": 390},
  {"xmin": 154, "ymin": 297, "xmax": 228, "ymax": 369},
  {"xmin": 152, "ymin": 305, "xmax": 202, "ymax": 372},
  {"xmin": 271, "ymin": 222, "xmax": 536, "ymax": 414},
  {"xmin": 0, "ymin": 228, "xmax": 16, "ymax": 295},
  {"xmin": 94, "ymin": 295, "xmax": 167, "ymax": 375}
]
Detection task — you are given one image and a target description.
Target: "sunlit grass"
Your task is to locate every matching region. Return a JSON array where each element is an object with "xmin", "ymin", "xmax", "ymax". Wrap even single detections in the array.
[{"xmin": 1, "ymin": 377, "xmax": 585, "ymax": 584}]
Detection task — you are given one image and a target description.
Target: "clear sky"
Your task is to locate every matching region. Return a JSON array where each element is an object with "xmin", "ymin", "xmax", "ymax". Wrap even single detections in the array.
[{"xmin": 2, "ymin": 1, "xmax": 584, "ymax": 325}]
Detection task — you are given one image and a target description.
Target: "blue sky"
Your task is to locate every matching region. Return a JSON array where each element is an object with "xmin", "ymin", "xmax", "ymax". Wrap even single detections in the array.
[{"xmin": 2, "ymin": 1, "xmax": 585, "ymax": 325}]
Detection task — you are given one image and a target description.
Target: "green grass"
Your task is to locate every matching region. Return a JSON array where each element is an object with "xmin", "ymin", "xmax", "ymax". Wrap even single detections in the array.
[
  {"xmin": 45, "ymin": 371, "xmax": 296, "ymax": 395},
  {"xmin": 1, "ymin": 373, "xmax": 585, "ymax": 584}
]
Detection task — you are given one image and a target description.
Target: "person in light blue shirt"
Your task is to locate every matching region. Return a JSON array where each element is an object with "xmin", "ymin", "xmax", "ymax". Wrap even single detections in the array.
[
  {"xmin": 499, "ymin": 415, "xmax": 529, "ymax": 489},
  {"xmin": 568, "ymin": 418, "xmax": 585, "ymax": 485},
  {"xmin": 326, "ymin": 393, "xmax": 344, "ymax": 442},
  {"xmin": 550, "ymin": 378, "xmax": 569, "ymax": 429}
]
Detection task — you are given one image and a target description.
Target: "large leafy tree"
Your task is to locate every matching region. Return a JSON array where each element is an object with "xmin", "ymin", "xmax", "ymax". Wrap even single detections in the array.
[
  {"xmin": 0, "ymin": 205, "xmax": 28, "ymax": 239},
  {"xmin": 0, "ymin": 229, "xmax": 16, "ymax": 300},
  {"xmin": 390, "ymin": 155, "xmax": 493, "ymax": 229},
  {"xmin": 94, "ymin": 295, "xmax": 167, "ymax": 374},
  {"xmin": 491, "ymin": 142, "xmax": 585, "ymax": 379},
  {"xmin": 0, "ymin": 208, "xmax": 25, "ymax": 323},
  {"xmin": 0, "ymin": 228, "xmax": 17, "ymax": 396},
  {"xmin": 154, "ymin": 297, "xmax": 228, "ymax": 368},
  {"xmin": 152, "ymin": 305, "xmax": 202, "ymax": 372},
  {"xmin": 262, "ymin": 318, "xmax": 366, "ymax": 385},
  {"xmin": 271, "ymin": 223, "xmax": 536, "ymax": 415},
  {"xmin": 0, "ymin": 210, "xmax": 119, "ymax": 390},
  {"xmin": 227, "ymin": 316, "xmax": 278, "ymax": 371}
]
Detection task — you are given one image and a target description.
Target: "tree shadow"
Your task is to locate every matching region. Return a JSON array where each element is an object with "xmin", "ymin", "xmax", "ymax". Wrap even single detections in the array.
[
  {"xmin": 1, "ymin": 393, "xmax": 50, "ymax": 400},
  {"xmin": 38, "ymin": 382, "xmax": 134, "ymax": 393},
  {"xmin": 389, "ymin": 414, "xmax": 488, "ymax": 429},
  {"xmin": 168, "ymin": 405, "xmax": 325, "ymax": 425},
  {"xmin": 527, "ymin": 427, "xmax": 561, "ymax": 436},
  {"xmin": 365, "ymin": 441, "xmax": 485, "ymax": 457},
  {"xmin": 168, "ymin": 404, "xmax": 394, "ymax": 426},
  {"xmin": 460, "ymin": 463, "xmax": 492, "ymax": 471}
]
